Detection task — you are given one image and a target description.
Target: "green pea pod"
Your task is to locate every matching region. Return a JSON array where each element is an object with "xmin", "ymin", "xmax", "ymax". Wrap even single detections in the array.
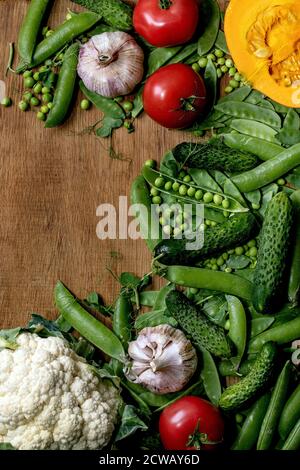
[
  {"xmin": 282, "ymin": 419, "xmax": 300, "ymax": 450},
  {"xmin": 232, "ymin": 143, "xmax": 300, "ymax": 193},
  {"xmin": 198, "ymin": 0, "xmax": 220, "ymax": 57},
  {"xmin": 130, "ymin": 175, "xmax": 162, "ymax": 252},
  {"xmin": 204, "ymin": 58, "xmax": 218, "ymax": 107},
  {"xmin": 232, "ymin": 392, "xmax": 271, "ymax": 450},
  {"xmin": 168, "ymin": 42, "xmax": 198, "ymax": 65},
  {"xmin": 132, "ymin": 291, "xmax": 159, "ymax": 308},
  {"xmin": 248, "ymin": 317, "xmax": 300, "ymax": 353},
  {"xmin": 54, "ymin": 281, "xmax": 126, "ymax": 363},
  {"xmin": 45, "ymin": 43, "xmax": 79, "ymax": 128},
  {"xmin": 223, "ymin": 134, "xmax": 283, "ymax": 162},
  {"xmin": 164, "ymin": 266, "xmax": 253, "ymax": 301},
  {"xmin": 215, "ymin": 102, "xmax": 281, "ymax": 129},
  {"xmin": 215, "ymin": 30, "xmax": 229, "ymax": 54},
  {"xmin": 226, "ymin": 295, "xmax": 247, "ymax": 367},
  {"xmin": 113, "ymin": 292, "xmax": 133, "ymax": 350},
  {"xmin": 147, "ymin": 46, "xmax": 182, "ymax": 76},
  {"xmin": 288, "ymin": 190, "xmax": 300, "ymax": 306},
  {"xmin": 278, "ymin": 383, "xmax": 300, "ymax": 440},
  {"xmin": 250, "ymin": 317, "xmax": 275, "ymax": 338},
  {"xmin": 257, "ymin": 361, "xmax": 292, "ymax": 449},
  {"xmin": 218, "ymin": 86, "xmax": 252, "ymax": 104},
  {"xmin": 17, "ymin": 0, "xmax": 50, "ymax": 68},
  {"xmin": 200, "ymin": 348, "xmax": 222, "ymax": 406},
  {"xmin": 31, "ymin": 12, "xmax": 101, "ymax": 67}
]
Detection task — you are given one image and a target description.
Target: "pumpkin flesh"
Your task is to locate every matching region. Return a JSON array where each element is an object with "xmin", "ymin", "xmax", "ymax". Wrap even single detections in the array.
[{"xmin": 225, "ymin": 0, "xmax": 300, "ymax": 107}]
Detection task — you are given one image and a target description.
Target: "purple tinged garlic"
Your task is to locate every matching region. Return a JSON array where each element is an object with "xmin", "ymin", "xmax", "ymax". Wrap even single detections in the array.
[
  {"xmin": 77, "ymin": 32, "xmax": 144, "ymax": 98},
  {"xmin": 126, "ymin": 325, "xmax": 198, "ymax": 394}
]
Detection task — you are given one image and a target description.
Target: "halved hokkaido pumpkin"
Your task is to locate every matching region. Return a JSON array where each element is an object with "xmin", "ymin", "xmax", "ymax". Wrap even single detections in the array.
[{"xmin": 224, "ymin": 0, "xmax": 300, "ymax": 107}]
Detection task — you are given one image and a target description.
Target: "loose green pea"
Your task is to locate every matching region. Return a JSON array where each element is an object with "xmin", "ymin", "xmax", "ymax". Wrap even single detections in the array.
[
  {"xmin": 33, "ymin": 72, "xmax": 40, "ymax": 81},
  {"xmin": 179, "ymin": 170, "xmax": 186, "ymax": 179},
  {"xmin": 229, "ymin": 79, "xmax": 239, "ymax": 89},
  {"xmin": 42, "ymin": 86, "xmax": 50, "ymax": 94},
  {"xmin": 198, "ymin": 57, "xmax": 208, "ymax": 68},
  {"xmin": 80, "ymin": 99, "xmax": 90, "ymax": 110},
  {"xmin": 42, "ymin": 93, "xmax": 52, "ymax": 104},
  {"xmin": 195, "ymin": 190, "xmax": 203, "ymax": 200},
  {"xmin": 164, "ymin": 181, "xmax": 172, "ymax": 191},
  {"xmin": 225, "ymin": 86, "xmax": 233, "ymax": 94},
  {"xmin": 39, "ymin": 65, "xmax": 48, "ymax": 73},
  {"xmin": 229, "ymin": 67, "xmax": 237, "ymax": 76},
  {"xmin": 217, "ymin": 257, "xmax": 225, "ymax": 266},
  {"xmin": 47, "ymin": 102, "xmax": 54, "ymax": 110},
  {"xmin": 33, "ymin": 83, "xmax": 43, "ymax": 94},
  {"xmin": 234, "ymin": 73, "xmax": 242, "ymax": 82},
  {"xmin": 213, "ymin": 194, "xmax": 223, "ymax": 205},
  {"xmin": 217, "ymin": 69, "xmax": 222, "ymax": 79},
  {"xmin": 277, "ymin": 178, "xmax": 286, "ymax": 185},
  {"xmin": 192, "ymin": 63, "xmax": 200, "ymax": 73},
  {"xmin": 58, "ymin": 53, "xmax": 65, "ymax": 61},
  {"xmin": 45, "ymin": 29, "xmax": 53, "ymax": 37},
  {"xmin": 222, "ymin": 199, "xmax": 230, "ymax": 209},
  {"xmin": 183, "ymin": 175, "xmax": 191, "ymax": 183},
  {"xmin": 203, "ymin": 192, "xmax": 213, "ymax": 203},
  {"xmin": 217, "ymin": 57, "xmax": 226, "ymax": 66},
  {"xmin": 207, "ymin": 53, "xmax": 216, "ymax": 62},
  {"xmin": 220, "ymin": 65, "xmax": 228, "ymax": 74},
  {"xmin": 212, "ymin": 264, "xmax": 219, "ymax": 271},
  {"xmin": 154, "ymin": 177, "xmax": 165, "ymax": 188},
  {"xmin": 40, "ymin": 105, "xmax": 49, "ymax": 114},
  {"xmin": 66, "ymin": 12, "xmax": 73, "ymax": 20},
  {"xmin": 215, "ymin": 49, "xmax": 224, "ymax": 58},
  {"xmin": 252, "ymin": 203, "xmax": 260, "ymax": 210},
  {"xmin": 187, "ymin": 187, "xmax": 196, "ymax": 197},
  {"xmin": 249, "ymin": 247, "xmax": 258, "ymax": 257},
  {"xmin": 225, "ymin": 319, "xmax": 231, "ymax": 330},
  {"xmin": 145, "ymin": 159, "xmax": 156, "ymax": 169},
  {"xmin": 24, "ymin": 77, "xmax": 35, "ymax": 88},
  {"xmin": 223, "ymin": 253, "xmax": 229, "ymax": 261},
  {"xmin": 205, "ymin": 220, "xmax": 211, "ymax": 226},
  {"xmin": 23, "ymin": 92, "xmax": 32, "ymax": 102},
  {"xmin": 1, "ymin": 97, "xmax": 12, "ymax": 107},
  {"xmin": 152, "ymin": 196, "xmax": 162, "ymax": 205},
  {"xmin": 210, "ymin": 221, "xmax": 217, "ymax": 227},
  {"xmin": 159, "ymin": 216, "xmax": 166, "ymax": 226},
  {"xmin": 172, "ymin": 182, "xmax": 180, "ymax": 192},
  {"xmin": 173, "ymin": 227, "xmax": 182, "ymax": 237},
  {"xmin": 225, "ymin": 58, "xmax": 233, "ymax": 68},
  {"xmin": 18, "ymin": 100, "xmax": 29, "ymax": 111},
  {"xmin": 37, "ymin": 111, "xmax": 46, "ymax": 121},
  {"xmin": 223, "ymin": 211, "xmax": 230, "ymax": 218},
  {"xmin": 30, "ymin": 97, "xmax": 40, "ymax": 106},
  {"xmin": 225, "ymin": 267, "xmax": 233, "ymax": 273},
  {"xmin": 23, "ymin": 70, "xmax": 33, "ymax": 78},
  {"xmin": 235, "ymin": 413, "xmax": 244, "ymax": 424},
  {"xmin": 179, "ymin": 185, "xmax": 188, "ymax": 196},
  {"xmin": 123, "ymin": 100, "xmax": 133, "ymax": 112},
  {"xmin": 248, "ymin": 239, "xmax": 256, "ymax": 248},
  {"xmin": 235, "ymin": 246, "xmax": 244, "ymax": 255}
]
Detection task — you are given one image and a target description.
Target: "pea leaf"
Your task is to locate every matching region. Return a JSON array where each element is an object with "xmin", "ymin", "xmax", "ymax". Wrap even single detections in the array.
[
  {"xmin": 198, "ymin": 0, "xmax": 220, "ymax": 57},
  {"xmin": 115, "ymin": 405, "xmax": 148, "ymax": 442},
  {"xmin": 159, "ymin": 151, "xmax": 178, "ymax": 178},
  {"xmin": 96, "ymin": 116, "xmax": 124, "ymax": 138},
  {"xmin": 0, "ymin": 328, "xmax": 21, "ymax": 350},
  {"xmin": 286, "ymin": 172, "xmax": 300, "ymax": 190},
  {"xmin": 135, "ymin": 309, "xmax": 178, "ymax": 331},
  {"xmin": 201, "ymin": 295, "xmax": 228, "ymax": 327},
  {"xmin": 132, "ymin": 87, "xmax": 144, "ymax": 118},
  {"xmin": 215, "ymin": 30, "xmax": 229, "ymax": 54},
  {"xmin": 119, "ymin": 272, "xmax": 151, "ymax": 290},
  {"xmin": 227, "ymin": 255, "xmax": 251, "ymax": 269},
  {"xmin": 277, "ymin": 109, "xmax": 300, "ymax": 145},
  {"xmin": 244, "ymin": 189, "xmax": 261, "ymax": 205}
]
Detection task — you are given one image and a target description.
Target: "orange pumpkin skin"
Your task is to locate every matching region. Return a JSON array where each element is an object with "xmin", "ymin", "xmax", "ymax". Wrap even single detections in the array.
[{"xmin": 224, "ymin": 0, "xmax": 300, "ymax": 108}]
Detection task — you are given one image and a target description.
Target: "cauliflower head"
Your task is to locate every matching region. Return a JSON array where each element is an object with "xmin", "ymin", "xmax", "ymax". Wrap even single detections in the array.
[{"xmin": 0, "ymin": 333, "xmax": 121, "ymax": 450}]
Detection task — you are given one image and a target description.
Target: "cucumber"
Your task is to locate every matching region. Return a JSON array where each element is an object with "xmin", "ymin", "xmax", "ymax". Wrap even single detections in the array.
[
  {"xmin": 253, "ymin": 192, "xmax": 293, "ymax": 312},
  {"xmin": 172, "ymin": 140, "xmax": 259, "ymax": 173},
  {"xmin": 219, "ymin": 342, "xmax": 277, "ymax": 411},
  {"xmin": 71, "ymin": 0, "xmax": 132, "ymax": 31},
  {"xmin": 165, "ymin": 291, "xmax": 231, "ymax": 358},
  {"xmin": 154, "ymin": 212, "xmax": 257, "ymax": 266}
]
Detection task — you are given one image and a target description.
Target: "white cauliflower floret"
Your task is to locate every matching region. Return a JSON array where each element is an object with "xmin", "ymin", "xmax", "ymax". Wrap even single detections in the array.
[{"xmin": 0, "ymin": 333, "xmax": 121, "ymax": 450}]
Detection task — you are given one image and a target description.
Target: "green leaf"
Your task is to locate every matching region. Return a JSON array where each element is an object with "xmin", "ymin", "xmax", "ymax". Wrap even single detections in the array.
[
  {"xmin": 0, "ymin": 328, "xmax": 21, "ymax": 350},
  {"xmin": 200, "ymin": 348, "xmax": 222, "ymax": 406},
  {"xmin": 159, "ymin": 151, "xmax": 178, "ymax": 178},
  {"xmin": 215, "ymin": 30, "xmax": 229, "ymax": 54},
  {"xmin": 204, "ymin": 58, "xmax": 218, "ymax": 106},
  {"xmin": 135, "ymin": 309, "xmax": 177, "ymax": 331},
  {"xmin": 115, "ymin": 405, "xmax": 148, "ymax": 442},
  {"xmin": 96, "ymin": 116, "xmax": 124, "ymax": 138},
  {"xmin": 227, "ymin": 255, "xmax": 251, "ymax": 269},
  {"xmin": 0, "ymin": 443, "xmax": 15, "ymax": 450},
  {"xmin": 147, "ymin": 46, "xmax": 182, "ymax": 76},
  {"xmin": 201, "ymin": 295, "xmax": 228, "ymax": 327},
  {"xmin": 132, "ymin": 87, "xmax": 144, "ymax": 118}
]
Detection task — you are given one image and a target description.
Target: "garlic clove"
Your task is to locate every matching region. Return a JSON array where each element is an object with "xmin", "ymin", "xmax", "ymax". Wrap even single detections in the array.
[
  {"xmin": 126, "ymin": 325, "xmax": 198, "ymax": 394},
  {"xmin": 77, "ymin": 32, "xmax": 144, "ymax": 98}
]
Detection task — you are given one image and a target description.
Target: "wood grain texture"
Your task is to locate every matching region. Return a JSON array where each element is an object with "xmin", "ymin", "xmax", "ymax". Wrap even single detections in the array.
[{"xmin": 0, "ymin": 0, "xmax": 227, "ymax": 328}]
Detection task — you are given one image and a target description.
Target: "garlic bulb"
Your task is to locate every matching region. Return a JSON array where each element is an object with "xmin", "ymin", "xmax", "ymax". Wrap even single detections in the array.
[
  {"xmin": 126, "ymin": 325, "xmax": 198, "ymax": 394},
  {"xmin": 77, "ymin": 32, "xmax": 144, "ymax": 98}
]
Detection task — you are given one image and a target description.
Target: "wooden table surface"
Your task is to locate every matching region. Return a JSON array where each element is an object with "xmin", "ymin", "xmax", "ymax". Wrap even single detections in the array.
[{"xmin": 0, "ymin": 0, "xmax": 227, "ymax": 328}]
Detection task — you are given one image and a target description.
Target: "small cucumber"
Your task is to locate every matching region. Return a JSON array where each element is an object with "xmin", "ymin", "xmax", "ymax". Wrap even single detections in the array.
[
  {"xmin": 154, "ymin": 212, "xmax": 257, "ymax": 266},
  {"xmin": 253, "ymin": 192, "xmax": 293, "ymax": 312},
  {"xmin": 172, "ymin": 140, "xmax": 259, "ymax": 173},
  {"xmin": 219, "ymin": 342, "xmax": 277, "ymax": 411},
  {"xmin": 165, "ymin": 291, "xmax": 231, "ymax": 359},
  {"xmin": 71, "ymin": 0, "xmax": 132, "ymax": 30}
]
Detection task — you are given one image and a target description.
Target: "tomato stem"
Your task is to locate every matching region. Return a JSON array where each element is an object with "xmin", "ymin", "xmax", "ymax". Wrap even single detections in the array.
[
  {"xmin": 186, "ymin": 420, "xmax": 222, "ymax": 449},
  {"xmin": 179, "ymin": 96, "xmax": 202, "ymax": 112},
  {"xmin": 159, "ymin": 0, "xmax": 173, "ymax": 10}
]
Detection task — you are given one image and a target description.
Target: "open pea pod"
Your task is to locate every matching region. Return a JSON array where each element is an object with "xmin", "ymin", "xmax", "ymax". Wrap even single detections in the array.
[{"xmin": 142, "ymin": 166, "xmax": 248, "ymax": 213}]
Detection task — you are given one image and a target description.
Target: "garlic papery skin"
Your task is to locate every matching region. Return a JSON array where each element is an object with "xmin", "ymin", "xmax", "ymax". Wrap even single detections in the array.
[
  {"xmin": 126, "ymin": 325, "xmax": 198, "ymax": 394},
  {"xmin": 77, "ymin": 32, "xmax": 144, "ymax": 98}
]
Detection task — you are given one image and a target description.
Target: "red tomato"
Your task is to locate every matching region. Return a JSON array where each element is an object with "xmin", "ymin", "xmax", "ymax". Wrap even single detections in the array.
[
  {"xmin": 133, "ymin": 0, "xmax": 199, "ymax": 47},
  {"xmin": 143, "ymin": 64, "xmax": 207, "ymax": 129},
  {"xmin": 159, "ymin": 396, "xmax": 225, "ymax": 451}
]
